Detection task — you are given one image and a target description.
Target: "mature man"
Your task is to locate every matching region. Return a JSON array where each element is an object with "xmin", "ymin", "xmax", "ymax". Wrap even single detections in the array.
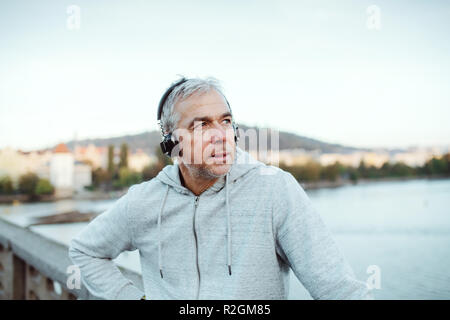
[{"xmin": 68, "ymin": 77, "xmax": 373, "ymax": 300}]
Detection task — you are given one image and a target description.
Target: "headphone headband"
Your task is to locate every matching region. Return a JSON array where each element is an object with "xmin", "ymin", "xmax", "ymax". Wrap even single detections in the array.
[{"xmin": 157, "ymin": 78, "xmax": 188, "ymax": 122}]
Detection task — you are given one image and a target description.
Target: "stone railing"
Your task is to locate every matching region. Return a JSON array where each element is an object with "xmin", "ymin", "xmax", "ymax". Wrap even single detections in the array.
[{"xmin": 0, "ymin": 217, "xmax": 143, "ymax": 300}]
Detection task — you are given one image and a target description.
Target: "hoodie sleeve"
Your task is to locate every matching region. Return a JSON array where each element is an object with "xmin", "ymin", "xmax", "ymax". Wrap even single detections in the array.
[
  {"xmin": 68, "ymin": 186, "xmax": 144, "ymax": 300},
  {"xmin": 273, "ymin": 171, "xmax": 373, "ymax": 300}
]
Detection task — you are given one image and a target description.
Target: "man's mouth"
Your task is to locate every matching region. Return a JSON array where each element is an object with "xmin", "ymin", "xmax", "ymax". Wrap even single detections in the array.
[{"xmin": 211, "ymin": 151, "xmax": 229, "ymax": 159}]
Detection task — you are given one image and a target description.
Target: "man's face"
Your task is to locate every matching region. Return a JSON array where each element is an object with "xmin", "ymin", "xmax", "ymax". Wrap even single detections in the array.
[{"xmin": 173, "ymin": 89, "xmax": 237, "ymax": 178}]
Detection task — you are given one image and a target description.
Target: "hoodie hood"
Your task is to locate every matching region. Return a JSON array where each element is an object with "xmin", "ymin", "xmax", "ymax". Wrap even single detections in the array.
[{"xmin": 154, "ymin": 146, "xmax": 263, "ymax": 278}]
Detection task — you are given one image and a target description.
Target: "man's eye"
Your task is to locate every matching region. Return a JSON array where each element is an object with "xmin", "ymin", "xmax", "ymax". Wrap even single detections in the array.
[
  {"xmin": 194, "ymin": 122, "xmax": 206, "ymax": 129},
  {"xmin": 223, "ymin": 119, "xmax": 231, "ymax": 124}
]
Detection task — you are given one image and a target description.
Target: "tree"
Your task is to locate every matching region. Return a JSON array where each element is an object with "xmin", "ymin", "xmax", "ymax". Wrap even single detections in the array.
[
  {"xmin": 321, "ymin": 162, "xmax": 340, "ymax": 182},
  {"xmin": 282, "ymin": 161, "xmax": 321, "ymax": 182},
  {"xmin": 142, "ymin": 147, "xmax": 173, "ymax": 181},
  {"xmin": 18, "ymin": 173, "xmax": 40, "ymax": 196},
  {"xmin": 366, "ymin": 165, "xmax": 382, "ymax": 179},
  {"xmin": 0, "ymin": 176, "xmax": 14, "ymax": 194},
  {"xmin": 443, "ymin": 153, "xmax": 450, "ymax": 175},
  {"xmin": 115, "ymin": 167, "xmax": 142, "ymax": 188},
  {"xmin": 35, "ymin": 179, "xmax": 54, "ymax": 195},
  {"xmin": 142, "ymin": 164, "xmax": 160, "ymax": 181},
  {"xmin": 358, "ymin": 160, "xmax": 368, "ymax": 178},
  {"xmin": 380, "ymin": 161, "xmax": 392, "ymax": 176},
  {"xmin": 92, "ymin": 167, "xmax": 111, "ymax": 188},
  {"xmin": 348, "ymin": 167, "xmax": 360, "ymax": 183},
  {"xmin": 301, "ymin": 161, "xmax": 321, "ymax": 182},
  {"xmin": 107, "ymin": 145, "xmax": 115, "ymax": 177},
  {"xmin": 424, "ymin": 157, "xmax": 448, "ymax": 176},
  {"xmin": 390, "ymin": 162, "xmax": 415, "ymax": 177},
  {"xmin": 119, "ymin": 143, "xmax": 129, "ymax": 168}
]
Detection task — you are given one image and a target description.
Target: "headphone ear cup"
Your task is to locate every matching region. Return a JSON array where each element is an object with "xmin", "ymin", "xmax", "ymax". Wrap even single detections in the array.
[
  {"xmin": 233, "ymin": 124, "xmax": 240, "ymax": 143},
  {"xmin": 160, "ymin": 134, "xmax": 179, "ymax": 156},
  {"xmin": 160, "ymin": 137, "xmax": 172, "ymax": 155}
]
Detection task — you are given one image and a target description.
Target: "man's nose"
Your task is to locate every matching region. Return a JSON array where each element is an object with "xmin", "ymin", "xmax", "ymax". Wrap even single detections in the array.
[{"xmin": 209, "ymin": 123, "xmax": 227, "ymax": 144}]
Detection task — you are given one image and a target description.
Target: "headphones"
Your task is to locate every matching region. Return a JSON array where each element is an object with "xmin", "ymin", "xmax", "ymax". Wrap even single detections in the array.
[{"xmin": 157, "ymin": 77, "xmax": 240, "ymax": 156}]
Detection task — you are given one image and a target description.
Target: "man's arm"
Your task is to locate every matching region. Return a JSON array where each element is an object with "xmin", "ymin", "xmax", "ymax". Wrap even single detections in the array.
[
  {"xmin": 273, "ymin": 171, "xmax": 373, "ymax": 300},
  {"xmin": 68, "ymin": 186, "xmax": 145, "ymax": 300}
]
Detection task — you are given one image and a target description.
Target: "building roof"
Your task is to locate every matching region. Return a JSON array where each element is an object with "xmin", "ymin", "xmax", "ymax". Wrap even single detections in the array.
[{"xmin": 53, "ymin": 143, "xmax": 71, "ymax": 154}]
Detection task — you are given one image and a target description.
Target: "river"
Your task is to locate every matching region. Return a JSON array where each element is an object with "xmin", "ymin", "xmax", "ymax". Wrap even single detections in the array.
[{"xmin": 1, "ymin": 178, "xmax": 449, "ymax": 299}]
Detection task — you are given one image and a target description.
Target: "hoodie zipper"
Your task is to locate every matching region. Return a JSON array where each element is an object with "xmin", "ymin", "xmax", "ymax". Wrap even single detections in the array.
[{"xmin": 193, "ymin": 196, "xmax": 200, "ymax": 299}]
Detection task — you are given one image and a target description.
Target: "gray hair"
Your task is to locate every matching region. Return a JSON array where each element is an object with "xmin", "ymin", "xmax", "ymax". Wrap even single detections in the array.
[{"xmin": 159, "ymin": 77, "xmax": 232, "ymax": 135}]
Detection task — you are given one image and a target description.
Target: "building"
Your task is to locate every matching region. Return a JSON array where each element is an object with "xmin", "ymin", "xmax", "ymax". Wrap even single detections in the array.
[
  {"xmin": 0, "ymin": 144, "xmax": 92, "ymax": 197},
  {"xmin": 74, "ymin": 161, "xmax": 93, "ymax": 192},
  {"xmin": 128, "ymin": 149, "xmax": 157, "ymax": 172},
  {"xmin": 48, "ymin": 143, "xmax": 92, "ymax": 196},
  {"xmin": 48, "ymin": 143, "xmax": 75, "ymax": 197},
  {"xmin": 390, "ymin": 147, "xmax": 444, "ymax": 167},
  {"xmin": 319, "ymin": 151, "xmax": 391, "ymax": 168},
  {"xmin": 0, "ymin": 147, "xmax": 52, "ymax": 185},
  {"xmin": 74, "ymin": 144, "xmax": 108, "ymax": 169}
]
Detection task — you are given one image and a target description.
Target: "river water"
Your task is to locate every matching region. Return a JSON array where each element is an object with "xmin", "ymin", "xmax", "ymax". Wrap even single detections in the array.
[{"xmin": 1, "ymin": 178, "xmax": 449, "ymax": 299}]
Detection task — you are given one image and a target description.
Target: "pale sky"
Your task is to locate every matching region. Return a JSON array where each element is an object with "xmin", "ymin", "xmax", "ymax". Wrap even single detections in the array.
[{"xmin": 1, "ymin": 0, "xmax": 449, "ymax": 151}]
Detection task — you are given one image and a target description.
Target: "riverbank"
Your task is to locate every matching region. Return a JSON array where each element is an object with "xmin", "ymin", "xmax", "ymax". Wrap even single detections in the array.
[
  {"xmin": 0, "ymin": 194, "xmax": 61, "ymax": 204},
  {"xmin": 301, "ymin": 175, "xmax": 449, "ymax": 190},
  {"xmin": 0, "ymin": 190, "xmax": 126, "ymax": 204},
  {"xmin": 2, "ymin": 175, "xmax": 448, "ymax": 203}
]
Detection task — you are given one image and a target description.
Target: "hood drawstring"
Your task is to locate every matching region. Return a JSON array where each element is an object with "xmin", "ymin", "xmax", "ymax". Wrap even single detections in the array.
[
  {"xmin": 158, "ymin": 184, "xmax": 170, "ymax": 279},
  {"xmin": 157, "ymin": 174, "xmax": 233, "ymax": 279},
  {"xmin": 226, "ymin": 172, "xmax": 232, "ymax": 276}
]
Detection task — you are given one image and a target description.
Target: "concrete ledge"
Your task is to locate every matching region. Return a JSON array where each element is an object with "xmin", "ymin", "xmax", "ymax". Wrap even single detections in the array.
[{"xmin": 0, "ymin": 216, "xmax": 143, "ymax": 300}]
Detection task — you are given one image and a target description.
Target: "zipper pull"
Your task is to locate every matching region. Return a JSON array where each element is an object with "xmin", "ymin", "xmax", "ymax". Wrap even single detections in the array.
[{"xmin": 194, "ymin": 196, "xmax": 199, "ymax": 207}]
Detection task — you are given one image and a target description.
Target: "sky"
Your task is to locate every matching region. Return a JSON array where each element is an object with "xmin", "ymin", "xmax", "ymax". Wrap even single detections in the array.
[{"xmin": 1, "ymin": 0, "xmax": 449, "ymax": 151}]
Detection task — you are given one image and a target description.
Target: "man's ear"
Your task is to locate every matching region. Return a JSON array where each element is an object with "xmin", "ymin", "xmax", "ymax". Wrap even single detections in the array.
[
  {"xmin": 170, "ymin": 138, "xmax": 183, "ymax": 158},
  {"xmin": 176, "ymin": 135, "xmax": 183, "ymax": 157}
]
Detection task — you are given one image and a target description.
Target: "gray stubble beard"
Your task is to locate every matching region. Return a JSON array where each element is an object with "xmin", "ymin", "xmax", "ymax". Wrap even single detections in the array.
[{"xmin": 184, "ymin": 162, "xmax": 232, "ymax": 180}]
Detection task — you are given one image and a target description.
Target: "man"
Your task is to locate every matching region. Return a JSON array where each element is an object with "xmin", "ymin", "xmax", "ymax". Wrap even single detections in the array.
[{"xmin": 68, "ymin": 77, "xmax": 373, "ymax": 300}]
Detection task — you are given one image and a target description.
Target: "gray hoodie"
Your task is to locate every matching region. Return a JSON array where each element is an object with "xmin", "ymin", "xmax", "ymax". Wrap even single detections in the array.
[{"xmin": 68, "ymin": 146, "xmax": 373, "ymax": 300}]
